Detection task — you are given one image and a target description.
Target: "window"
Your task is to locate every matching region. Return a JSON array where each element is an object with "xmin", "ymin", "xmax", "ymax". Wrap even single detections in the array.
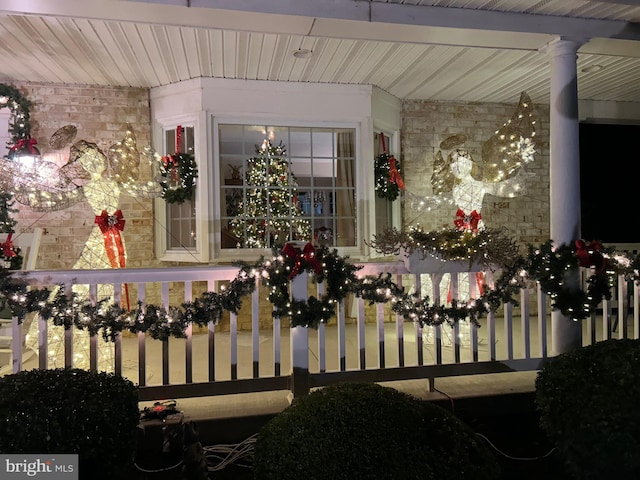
[
  {"xmin": 219, "ymin": 124, "xmax": 356, "ymax": 249},
  {"xmin": 163, "ymin": 125, "xmax": 196, "ymax": 250}
]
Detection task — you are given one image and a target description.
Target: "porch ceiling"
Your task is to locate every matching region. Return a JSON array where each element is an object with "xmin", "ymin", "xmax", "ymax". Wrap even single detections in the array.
[{"xmin": 0, "ymin": 0, "xmax": 639, "ymax": 104}]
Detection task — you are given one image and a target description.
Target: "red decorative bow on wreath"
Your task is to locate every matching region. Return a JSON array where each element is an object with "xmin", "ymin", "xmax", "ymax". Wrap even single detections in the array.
[
  {"xmin": 388, "ymin": 156, "xmax": 405, "ymax": 189},
  {"xmin": 575, "ymin": 239, "xmax": 606, "ymax": 274},
  {"xmin": 0, "ymin": 233, "xmax": 17, "ymax": 258},
  {"xmin": 161, "ymin": 125, "xmax": 183, "ymax": 182},
  {"xmin": 454, "ymin": 208, "xmax": 482, "ymax": 232},
  {"xmin": 282, "ymin": 242, "xmax": 322, "ymax": 280}
]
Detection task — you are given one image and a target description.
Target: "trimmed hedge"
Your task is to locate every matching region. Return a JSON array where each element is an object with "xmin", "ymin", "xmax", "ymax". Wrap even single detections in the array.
[
  {"xmin": 253, "ymin": 382, "xmax": 500, "ymax": 480},
  {"xmin": 535, "ymin": 338, "xmax": 640, "ymax": 479},
  {"xmin": 0, "ymin": 368, "xmax": 139, "ymax": 479}
]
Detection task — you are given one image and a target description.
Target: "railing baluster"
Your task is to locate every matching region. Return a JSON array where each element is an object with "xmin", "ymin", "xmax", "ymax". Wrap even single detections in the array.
[
  {"xmin": 521, "ymin": 288, "xmax": 531, "ymax": 359},
  {"xmin": 252, "ymin": 276, "xmax": 259, "ymax": 378},
  {"xmin": 161, "ymin": 282, "xmax": 169, "ymax": 385},
  {"xmin": 376, "ymin": 302, "xmax": 385, "ymax": 368},
  {"xmin": 207, "ymin": 279, "xmax": 216, "ymax": 382},
  {"xmin": 618, "ymin": 275, "xmax": 628, "ymax": 339},
  {"xmin": 113, "ymin": 283, "xmax": 122, "ymax": 376},
  {"xmin": 230, "ymin": 312, "xmax": 238, "ymax": 380},
  {"xmin": 338, "ymin": 299, "xmax": 346, "ymax": 371},
  {"xmin": 184, "ymin": 281, "xmax": 193, "ymax": 383},
  {"xmin": 357, "ymin": 296, "xmax": 366, "ymax": 369},
  {"xmin": 89, "ymin": 284, "xmax": 98, "ymax": 372},
  {"xmin": 504, "ymin": 302, "xmax": 513, "ymax": 360},
  {"xmin": 395, "ymin": 274, "xmax": 404, "ymax": 367},
  {"xmin": 273, "ymin": 315, "xmax": 281, "ymax": 376},
  {"xmin": 537, "ymin": 284, "xmax": 547, "ymax": 358},
  {"xmin": 317, "ymin": 282, "xmax": 326, "ymax": 374},
  {"xmin": 137, "ymin": 283, "xmax": 146, "ymax": 387}
]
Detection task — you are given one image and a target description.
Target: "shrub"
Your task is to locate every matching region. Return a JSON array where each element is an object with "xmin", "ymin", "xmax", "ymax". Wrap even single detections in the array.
[
  {"xmin": 0, "ymin": 367, "xmax": 139, "ymax": 479},
  {"xmin": 535, "ymin": 338, "xmax": 640, "ymax": 479},
  {"xmin": 253, "ymin": 382, "xmax": 500, "ymax": 480}
]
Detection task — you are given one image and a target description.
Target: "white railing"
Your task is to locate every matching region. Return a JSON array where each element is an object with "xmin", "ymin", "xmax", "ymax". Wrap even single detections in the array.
[{"xmin": 1, "ymin": 261, "xmax": 638, "ymax": 401}]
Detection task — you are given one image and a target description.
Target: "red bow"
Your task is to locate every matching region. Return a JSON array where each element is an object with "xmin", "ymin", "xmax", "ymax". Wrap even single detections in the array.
[
  {"xmin": 95, "ymin": 210, "xmax": 130, "ymax": 310},
  {"xmin": 454, "ymin": 208, "xmax": 482, "ymax": 232},
  {"xmin": 575, "ymin": 240, "xmax": 606, "ymax": 273},
  {"xmin": 9, "ymin": 137, "xmax": 38, "ymax": 154},
  {"xmin": 162, "ymin": 154, "xmax": 180, "ymax": 182},
  {"xmin": 282, "ymin": 242, "xmax": 322, "ymax": 280},
  {"xmin": 388, "ymin": 156, "xmax": 405, "ymax": 189},
  {"xmin": 0, "ymin": 233, "xmax": 17, "ymax": 258},
  {"xmin": 95, "ymin": 210, "xmax": 126, "ymax": 269}
]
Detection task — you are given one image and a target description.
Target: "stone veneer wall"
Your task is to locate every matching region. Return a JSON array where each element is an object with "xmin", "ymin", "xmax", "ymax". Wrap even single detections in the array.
[
  {"xmin": 10, "ymin": 82, "xmax": 158, "ymax": 271},
  {"xmin": 401, "ymin": 97, "xmax": 551, "ymax": 248}
]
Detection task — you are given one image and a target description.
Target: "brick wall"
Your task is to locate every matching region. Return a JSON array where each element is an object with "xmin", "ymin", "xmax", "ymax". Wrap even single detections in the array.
[
  {"xmin": 10, "ymin": 82, "xmax": 158, "ymax": 270},
  {"xmin": 401, "ymin": 97, "xmax": 551, "ymax": 248}
]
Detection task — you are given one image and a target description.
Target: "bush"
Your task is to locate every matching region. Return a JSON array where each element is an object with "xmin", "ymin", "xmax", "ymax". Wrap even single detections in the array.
[
  {"xmin": 0, "ymin": 367, "xmax": 139, "ymax": 479},
  {"xmin": 535, "ymin": 338, "xmax": 640, "ymax": 479},
  {"xmin": 253, "ymin": 382, "xmax": 500, "ymax": 480}
]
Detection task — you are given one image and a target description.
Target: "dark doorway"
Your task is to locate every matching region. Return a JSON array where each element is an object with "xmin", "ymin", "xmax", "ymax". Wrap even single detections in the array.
[{"xmin": 580, "ymin": 122, "xmax": 640, "ymax": 244}]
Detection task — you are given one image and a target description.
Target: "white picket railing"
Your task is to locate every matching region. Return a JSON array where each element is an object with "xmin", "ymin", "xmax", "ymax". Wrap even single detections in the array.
[{"xmin": 1, "ymin": 261, "xmax": 638, "ymax": 401}]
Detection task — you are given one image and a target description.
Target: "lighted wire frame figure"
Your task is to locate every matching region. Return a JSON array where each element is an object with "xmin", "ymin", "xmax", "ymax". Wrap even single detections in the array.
[
  {"xmin": 14, "ymin": 125, "xmax": 163, "ymax": 369},
  {"xmin": 408, "ymin": 91, "xmax": 537, "ymax": 228}
]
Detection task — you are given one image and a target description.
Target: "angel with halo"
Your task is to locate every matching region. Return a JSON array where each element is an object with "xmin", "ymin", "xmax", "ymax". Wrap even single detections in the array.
[{"xmin": 409, "ymin": 91, "xmax": 537, "ymax": 231}]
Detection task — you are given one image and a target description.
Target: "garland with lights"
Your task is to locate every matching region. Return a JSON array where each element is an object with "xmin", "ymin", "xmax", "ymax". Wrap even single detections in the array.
[
  {"xmin": 1, "ymin": 236, "xmax": 639, "ymax": 342},
  {"xmin": 0, "ymin": 83, "xmax": 34, "ymax": 267},
  {"xmin": 160, "ymin": 126, "xmax": 198, "ymax": 204}
]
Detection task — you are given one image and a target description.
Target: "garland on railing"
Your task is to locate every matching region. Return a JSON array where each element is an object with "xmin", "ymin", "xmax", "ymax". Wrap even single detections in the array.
[{"xmin": 1, "ymin": 236, "xmax": 639, "ymax": 342}]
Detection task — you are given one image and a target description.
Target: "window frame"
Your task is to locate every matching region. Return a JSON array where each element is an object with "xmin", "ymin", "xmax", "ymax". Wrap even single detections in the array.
[
  {"xmin": 211, "ymin": 116, "xmax": 364, "ymax": 262},
  {"xmin": 154, "ymin": 112, "xmax": 211, "ymax": 263}
]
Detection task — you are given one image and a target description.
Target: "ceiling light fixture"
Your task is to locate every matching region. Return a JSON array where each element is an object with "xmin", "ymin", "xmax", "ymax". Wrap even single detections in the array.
[
  {"xmin": 293, "ymin": 49, "xmax": 313, "ymax": 59},
  {"xmin": 581, "ymin": 64, "xmax": 604, "ymax": 73}
]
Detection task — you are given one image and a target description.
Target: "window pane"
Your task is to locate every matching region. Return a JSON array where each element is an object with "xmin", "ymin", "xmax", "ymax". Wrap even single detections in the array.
[
  {"xmin": 219, "ymin": 125, "xmax": 357, "ymax": 249},
  {"xmin": 164, "ymin": 125, "xmax": 197, "ymax": 250}
]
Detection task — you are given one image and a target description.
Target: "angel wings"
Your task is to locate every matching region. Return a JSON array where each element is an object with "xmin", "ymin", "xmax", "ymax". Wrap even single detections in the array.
[
  {"xmin": 409, "ymin": 91, "xmax": 536, "ymax": 217},
  {"xmin": 2, "ymin": 125, "xmax": 163, "ymax": 213}
]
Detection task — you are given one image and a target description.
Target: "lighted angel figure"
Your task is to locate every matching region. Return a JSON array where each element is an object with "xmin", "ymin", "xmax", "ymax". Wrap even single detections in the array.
[
  {"xmin": 12, "ymin": 125, "xmax": 162, "ymax": 278},
  {"xmin": 408, "ymin": 91, "xmax": 536, "ymax": 231},
  {"xmin": 9, "ymin": 125, "xmax": 163, "ymax": 370}
]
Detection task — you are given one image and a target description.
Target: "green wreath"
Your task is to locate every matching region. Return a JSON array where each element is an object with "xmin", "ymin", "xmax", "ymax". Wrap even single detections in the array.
[
  {"xmin": 374, "ymin": 152, "xmax": 402, "ymax": 201},
  {"xmin": 159, "ymin": 152, "xmax": 198, "ymax": 204}
]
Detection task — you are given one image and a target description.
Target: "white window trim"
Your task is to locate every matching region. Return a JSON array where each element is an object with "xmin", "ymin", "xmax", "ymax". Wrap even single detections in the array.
[
  {"xmin": 154, "ymin": 111, "xmax": 211, "ymax": 263},
  {"xmin": 210, "ymin": 115, "xmax": 366, "ymax": 263}
]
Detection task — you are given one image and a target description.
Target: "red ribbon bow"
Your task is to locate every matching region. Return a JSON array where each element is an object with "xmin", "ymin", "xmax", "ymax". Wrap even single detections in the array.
[
  {"xmin": 454, "ymin": 208, "xmax": 482, "ymax": 232},
  {"xmin": 388, "ymin": 156, "xmax": 405, "ymax": 189},
  {"xmin": 282, "ymin": 242, "xmax": 322, "ymax": 280},
  {"xmin": 162, "ymin": 155, "xmax": 180, "ymax": 182},
  {"xmin": 9, "ymin": 137, "xmax": 38, "ymax": 154},
  {"xmin": 0, "ymin": 233, "xmax": 17, "ymax": 258},
  {"xmin": 95, "ymin": 210, "xmax": 126, "ymax": 269},
  {"xmin": 575, "ymin": 240, "xmax": 606, "ymax": 273}
]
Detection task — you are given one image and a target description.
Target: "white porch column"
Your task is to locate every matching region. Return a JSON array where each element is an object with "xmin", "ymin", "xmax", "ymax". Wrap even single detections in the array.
[{"xmin": 544, "ymin": 37, "xmax": 585, "ymax": 355}]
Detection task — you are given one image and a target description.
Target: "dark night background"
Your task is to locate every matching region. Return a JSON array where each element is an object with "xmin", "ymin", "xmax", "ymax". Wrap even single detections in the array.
[{"xmin": 580, "ymin": 122, "xmax": 639, "ymax": 244}]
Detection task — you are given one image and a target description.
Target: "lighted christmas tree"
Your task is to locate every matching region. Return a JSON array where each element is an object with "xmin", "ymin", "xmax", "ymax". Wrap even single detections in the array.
[{"xmin": 231, "ymin": 139, "xmax": 311, "ymax": 248}]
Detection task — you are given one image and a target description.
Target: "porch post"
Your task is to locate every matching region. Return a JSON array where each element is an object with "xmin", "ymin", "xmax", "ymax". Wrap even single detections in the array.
[
  {"xmin": 290, "ymin": 272, "xmax": 309, "ymax": 398},
  {"xmin": 544, "ymin": 36, "xmax": 585, "ymax": 355}
]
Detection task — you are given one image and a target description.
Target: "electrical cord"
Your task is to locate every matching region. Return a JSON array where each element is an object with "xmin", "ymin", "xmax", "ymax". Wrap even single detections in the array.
[
  {"xmin": 203, "ymin": 433, "xmax": 258, "ymax": 471},
  {"xmin": 431, "ymin": 386, "xmax": 557, "ymax": 462}
]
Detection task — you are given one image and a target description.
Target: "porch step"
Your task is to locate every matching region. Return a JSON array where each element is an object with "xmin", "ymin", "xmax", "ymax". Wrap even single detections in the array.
[{"xmin": 0, "ymin": 336, "xmax": 11, "ymax": 348}]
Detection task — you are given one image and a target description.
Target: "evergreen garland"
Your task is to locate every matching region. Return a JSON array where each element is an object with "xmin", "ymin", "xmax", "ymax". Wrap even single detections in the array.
[{"xmin": 1, "ymin": 237, "xmax": 639, "ymax": 341}]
